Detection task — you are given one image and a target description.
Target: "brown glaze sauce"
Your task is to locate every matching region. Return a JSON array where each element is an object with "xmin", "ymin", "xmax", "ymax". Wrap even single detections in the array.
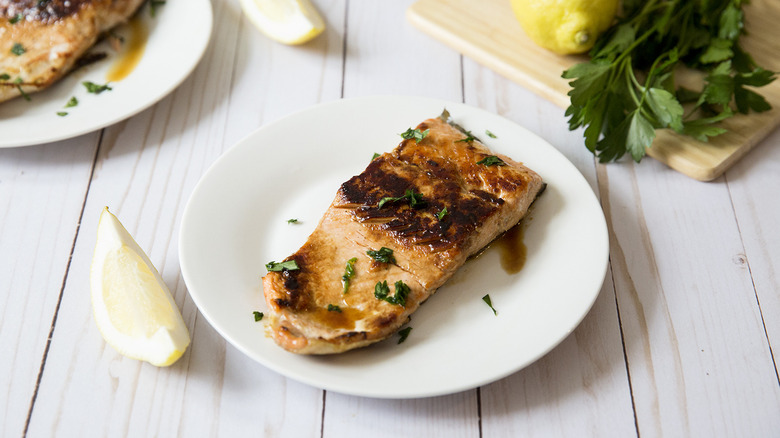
[
  {"xmin": 495, "ymin": 221, "xmax": 527, "ymax": 274},
  {"xmin": 309, "ymin": 305, "xmax": 365, "ymax": 331},
  {"xmin": 106, "ymin": 14, "xmax": 147, "ymax": 82}
]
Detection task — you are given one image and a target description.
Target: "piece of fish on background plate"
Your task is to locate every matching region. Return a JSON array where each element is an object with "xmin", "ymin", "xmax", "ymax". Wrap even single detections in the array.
[
  {"xmin": 262, "ymin": 111, "xmax": 546, "ymax": 354},
  {"xmin": 0, "ymin": 0, "xmax": 145, "ymax": 103}
]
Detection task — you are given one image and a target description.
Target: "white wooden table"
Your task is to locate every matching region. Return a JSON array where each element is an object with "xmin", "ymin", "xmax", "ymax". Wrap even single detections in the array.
[{"xmin": 3, "ymin": 1, "xmax": 780, "ymax": 436}]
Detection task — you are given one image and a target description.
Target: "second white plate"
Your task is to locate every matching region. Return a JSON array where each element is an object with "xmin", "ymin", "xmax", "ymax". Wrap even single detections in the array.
[
  {"xmin": 0, "ymin": 0, "xmax": 212, "ymax": 147},
  {"xmin": 179, "ymin": 96, "xmax": 609, "ymax": 398}
]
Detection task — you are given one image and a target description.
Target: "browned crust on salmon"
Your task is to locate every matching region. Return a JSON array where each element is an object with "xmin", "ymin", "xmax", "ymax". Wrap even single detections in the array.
[{"xmin": 262, "ymin": 113, "xmax": 545, "ymax": 354}]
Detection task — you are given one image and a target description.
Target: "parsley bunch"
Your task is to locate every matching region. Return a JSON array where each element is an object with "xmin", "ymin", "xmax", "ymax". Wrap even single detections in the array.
[{"xmin": 563, "ymin": 0, "xmax": 776, "ymax": 162}]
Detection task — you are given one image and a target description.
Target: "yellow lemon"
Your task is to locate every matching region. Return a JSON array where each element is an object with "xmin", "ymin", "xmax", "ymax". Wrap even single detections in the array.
[
  {"xmin": 510, "ymin": 0, "xmax": 619, "ymax": 55},
  {"xmin": 91, "ymin": 207, "xmax": 190, "ymax": 366},
  {"xmin": 240, "ymin": 0, "xmax": 325, "ymax": 45}
]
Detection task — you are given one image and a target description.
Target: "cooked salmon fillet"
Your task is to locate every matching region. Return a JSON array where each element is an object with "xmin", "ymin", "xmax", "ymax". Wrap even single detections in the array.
[
  {"xmin": 0, "ymin": 0, "xmax": 145, "ymax": 103},
  {"xmin": 263, "ymin": 111, "xmax": 545, "ymax": 354}
]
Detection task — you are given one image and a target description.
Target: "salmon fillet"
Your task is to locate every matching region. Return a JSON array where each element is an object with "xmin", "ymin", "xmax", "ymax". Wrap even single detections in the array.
[
  {"xmin": 263, "ymin": 111, "xmax": 545, "ymax": 354},
  {"xmin": 0, "ymin": 0, "xmax": 145, "ymax": 103}
]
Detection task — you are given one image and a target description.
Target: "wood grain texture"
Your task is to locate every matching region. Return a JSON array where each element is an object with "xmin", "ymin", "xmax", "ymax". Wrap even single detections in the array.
[
  {"xmin": 599, "ymin": 158, "xmax": 780, "ymax": 436},
  {"xmin": 0, "ymin": 136, "xmax": 98, "ymax": 438},
  {"xmin": 407, "ymin": 0, "xmax": 780, "ymax": 181},
  {"xmin": 724, "ymin": 127, "xmax": 780, "ymax": 374}
]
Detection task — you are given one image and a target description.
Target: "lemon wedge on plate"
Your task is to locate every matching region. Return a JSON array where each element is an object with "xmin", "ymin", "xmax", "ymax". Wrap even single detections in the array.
[
  {"xmin": 90, "ymin": 207, "xmax": 190, "ymax": 367},
  {"xmin": 240, "ymin": 0, "xmax": 325, "ymax": 45}
]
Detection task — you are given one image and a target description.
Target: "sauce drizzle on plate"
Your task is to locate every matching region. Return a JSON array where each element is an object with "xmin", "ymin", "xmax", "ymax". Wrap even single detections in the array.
[{"xmin": 106, "ymin": 15, "xmax": 148, "ymax": 82}]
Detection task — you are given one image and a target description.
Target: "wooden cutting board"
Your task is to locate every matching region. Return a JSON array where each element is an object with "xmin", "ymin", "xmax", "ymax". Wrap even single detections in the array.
[{"xmin": 407, "ymin": 0, "xmax": 780, "ymax": 181}]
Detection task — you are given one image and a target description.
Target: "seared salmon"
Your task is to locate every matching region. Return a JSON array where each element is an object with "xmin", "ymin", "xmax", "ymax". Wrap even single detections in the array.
[
  {"xmin": 262, "ymin": 111, "xmax": 545, "ymax": 354},
  {"xmin": 0, "ymin": 0, "xmax": 145, "ymax": 102}
]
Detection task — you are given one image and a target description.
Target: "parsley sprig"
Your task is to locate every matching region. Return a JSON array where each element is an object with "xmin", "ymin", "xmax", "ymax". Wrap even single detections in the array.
[
  {"xmin": 374, "ymin": 280, "xmax": 410, "ymax": 307},
  {"xmin": 400, "ymin": 128, "xmax": 429, "ymax": 142},
  {"xmin": 377, "ymin": 189, "xmax": 425, "ymax": 209},
  {"xmin": 563, "ymin": 0, "xmax": 776, "ymax": 163}
]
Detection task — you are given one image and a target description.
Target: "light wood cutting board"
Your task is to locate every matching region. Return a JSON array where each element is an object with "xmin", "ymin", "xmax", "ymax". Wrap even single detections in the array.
[{"xmin": 407, "ymin": 0, "xmax": 780, "ymax": 181}]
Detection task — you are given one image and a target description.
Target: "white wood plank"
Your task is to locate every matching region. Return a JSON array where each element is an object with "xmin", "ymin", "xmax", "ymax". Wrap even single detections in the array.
[
  {"xmin": 323, "ymin": 392, "xmax": 478, "ymax": 438},
  {"xmin": 724, "ymin": 128, "xmax": 780, "ymax": 374},
  {"xmin": 463, "ymin": 60, "xmax": 637, "ymax": 437},
  {"xmin": 25, "ymin": 0, "xmax": 345, "ymax": 435},
  {"xmin": 0, "ymin": 135, "xmax": 98, "ymax": 438},
  {"xmin": 600, "ymin": 157, "xmax": 780, "ymax": 437}
]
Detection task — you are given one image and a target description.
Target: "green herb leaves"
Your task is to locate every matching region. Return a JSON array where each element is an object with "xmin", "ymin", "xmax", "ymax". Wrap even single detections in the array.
[
  {"xmin": 476, "ymin": 156, "xmax": 506, "ymax": 166},
  {"xmin": 455, "ymin": 130, "xmax": 476, "ymax": 143},
  {"xmin": 437, "ymin": 207, "xmax": 448, "ymax": 220},
  {"xmin": 342, "ymin": 257, "xmax": 357, "ymax": 293},
  {"xmin": 253, "ymin": 311, "xmax": 264, "ymax": 321},
  {"xmin": 377, "ymin": 189, "xmax": 425, "ymax": 209},
  {"xmin": 482, "ymin": 294, "xmax": 497, "ymax": 315},
  {"xmin": 83, "ymin": 81, "xmax": 112, "ymax": 94},
  {"xmin": 397, "ymin": 327, "xmax": 412, "ymax": 344},
  {"xmin": 10, "ymin": 43, "xmax": 25, "ymax": 56},
  {"xmin": 265, "ymin": 260, "xmax": 299, "ymax": 272},
  {"xmin": 400, "ymin": 128, "xmax": 429, "ymax": 142},
  {"xmin": 374, "ymin": 280, "xmax": 410, "ymax": 307},
  {"xmin": 9, "ymin": 14, "xmax": 22, "ymax": 25},
  {"xmin": 286, "ymin": 218, "xmax": 299, "ymax": 224},
  {"xmin": 366, "ymin": 247, "xmax": 396, "ymax": 264},
  {"xmin": 327, "ymin": 304, "xmax": 342, "ymax": 313},
  {"xmin": 563, "ymin": 0, "xmax": 776, "ymax": 163}
]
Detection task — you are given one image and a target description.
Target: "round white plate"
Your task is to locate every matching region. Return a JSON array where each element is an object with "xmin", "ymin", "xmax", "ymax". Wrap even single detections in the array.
[
  {"xmin": 0, "ymin": 0, "xmax": 212, "ymax": 147},
  {"xmin": 179, "ymin": 96, "xmax": 609, "ymax": 399}
]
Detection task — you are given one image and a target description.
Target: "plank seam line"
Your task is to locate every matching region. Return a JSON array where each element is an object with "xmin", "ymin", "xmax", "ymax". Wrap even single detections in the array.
[
  {"xmin": 476, "ymin": 386, "xmax": 483, "ymax": 438},
  {"xmin": 22, "ymin": 131, "xmax": 103, "ymax": 437},
  {"xmin": 594, "ymin": 163, "xmax": 641, "ymax": 437},
  {"xmin": 339, "ymin": 0, "xmax": 349, "ymax": 99},
  {"xmin": 320, "ymin": 390, "xmax": 327, "ymax": 438},
  {"xmin": 723, "ymin": 174, "xmax": 780, "ymax": 386}
]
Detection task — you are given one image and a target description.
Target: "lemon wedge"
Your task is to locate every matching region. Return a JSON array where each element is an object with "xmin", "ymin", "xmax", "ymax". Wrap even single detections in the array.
[
  {"xmin": 90, "ymin": 207, "xmax": 190, "ymax": 366},
  {"xmin": 239, "ymin": 0, "xmax": 325, "ymax": 45}
]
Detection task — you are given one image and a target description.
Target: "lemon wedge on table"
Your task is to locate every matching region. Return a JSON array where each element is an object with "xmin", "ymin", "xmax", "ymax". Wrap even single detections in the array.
[
  {"xmin": 240, "ymin": 0, "xmax": 325, "ymax": 45},
  {"xmin": 90, "ymin": 207, "xmax": 190, "ymax": 367}
]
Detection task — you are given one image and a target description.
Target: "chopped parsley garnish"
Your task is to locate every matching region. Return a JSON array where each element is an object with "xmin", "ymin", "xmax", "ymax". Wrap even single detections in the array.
[
  {"xmin": 265, "ymin": 260, "xmax": 299, "ymax": 272},
  {"xmin": 0, "ymin": 73, "xmax": 9, "ymax": 81},
  {"xmin": 476, "ymin": 155, "xmax": 506, "ymax": 167},
  {"xmin": 485, "ymin": 130, "xmax": 497, "ymax": 138},
  {"xmin": 286, "ymin": 218, "xmax": 299, "ymax": 224},
  {"xmin": 400, "ymin": 128, "xmax": 429, "ymax": 142},
  {"xmin": 327, "ymin": 304, "xmax": 342, "ymax": 313},
  {"xmin": 9, "ymin": 14, "xmax": 22, "ymax": 24},
  {"xmin": 57, "ymin": 112, "xmax": 68, "ymax": 117},
  {"xmin": 65, "ymin": 96, "xmax": 78, "ymax": 108},
  {"xmin": 397, "ymin": 327, "xmax": 412, "ymax": 344},
  {"xmin": 82, "ymin": 81, "xmax": 112, "ymax": 94},
  {"xmin": 377, "ymin": 189, "xmax": 425, "ymax": 209},
  {"xmin": 14, "ymin": 78, "xmax": 30, "ymax": 101},
  {"xmin": 342, "ymin": 257, "xmax": 357, "ymax": 294},
  {"xmin": 482, "ymin": 294, "xmax": 497, "ymax": 315},
  {"xmin": 253, "ymin": 311, "xmax": 264, "ymax": 321},
  {"xmin": 437, "ymin": 207, "xmax": 448, "ymax": 220},
  {"xmin": 371, "ymin": 152, "xmax": 381, "ymax": 161},
  {"xmin": 455, "ymin": 130, "xmax": 476, "ymax": 143},
  {"xmin": 11, "ymin": 43, "xmax": 25, "ymax": 56},
  {"xmin": 150, "ymin": 0, "xmax": 166, "ymax": 17},
  {"xmin": 366, "ymin": 247, "xmax": 396, "ymax": 264},
  {"xmin": 374, "ymin": 280, "xmax": 410, "ymax": 307}
]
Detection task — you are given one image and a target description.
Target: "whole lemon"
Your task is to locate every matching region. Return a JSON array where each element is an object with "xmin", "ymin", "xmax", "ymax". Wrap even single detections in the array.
[{"xmin": 510, "ymin": 0, "xmax": 619, "ymax": 55}]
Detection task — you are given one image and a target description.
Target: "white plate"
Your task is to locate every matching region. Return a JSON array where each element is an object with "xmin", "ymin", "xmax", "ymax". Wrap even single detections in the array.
[
  {"xmin": 0, "ymin": 0, "xmax": 212, "ymax": 147},
  {"xmin": 179, "ymin": 96, "xmax": 609, "ymax": 399}
]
